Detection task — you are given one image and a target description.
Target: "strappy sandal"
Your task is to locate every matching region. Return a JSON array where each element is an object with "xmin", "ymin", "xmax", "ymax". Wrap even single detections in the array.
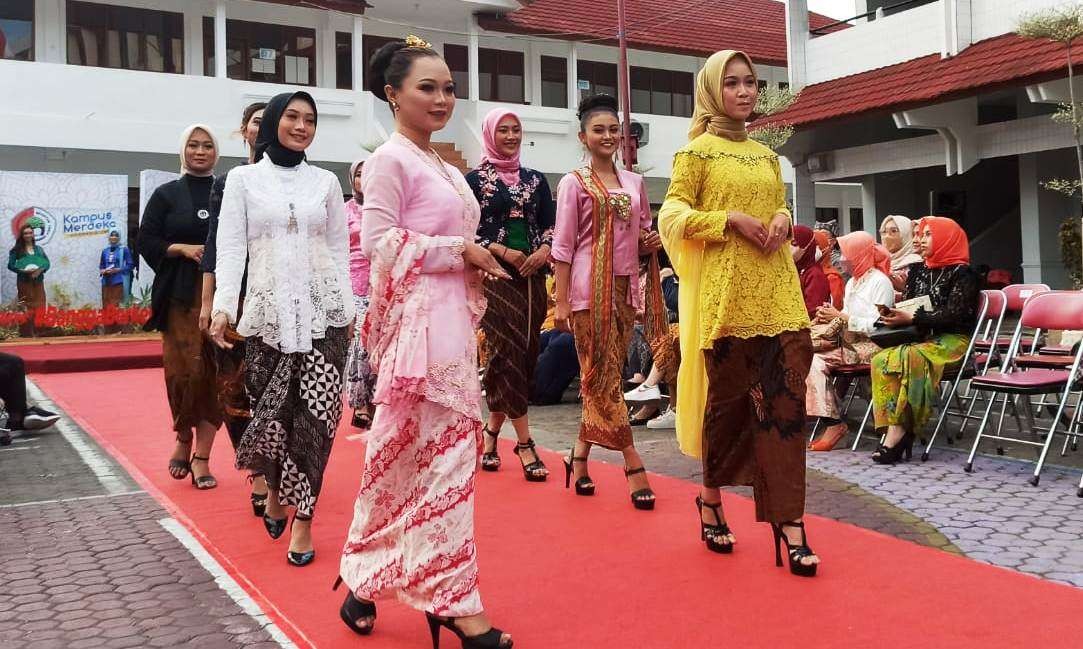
[
  {"xmin": 515, "ymin": 439, "xmax": 548, "ymax": 482},
  {"xmin": 624, "ymin": 466, "xmax": 656, "ymax": 511},
  {"xmin": 562, "ymin": 450, "xmax": 595, "ymax": 496},
  {"xmin": 695, "ymin": 496, "xmax": 734, "ymax": 553},
  {"xmin": 168, "ymin": 436, "xmax": 192, "ymax": 480},
  {"xmin": 771, "ymin": 521, "xmax": 818, "ymax": 577},
  {"xmin": 481, "ymin": 426, "xmax": 500, "ymax": 472},
  {"xmin": 189, "ymin": 455, "xmax": 217, "ymax": 490},
  {"xmin": 248, "ymin": 473, "xmax": 268, "ymax": 517}
]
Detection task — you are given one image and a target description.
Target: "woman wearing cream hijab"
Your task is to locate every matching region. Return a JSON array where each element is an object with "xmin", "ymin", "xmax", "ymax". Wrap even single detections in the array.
[
  {"xmin": 879, "ymin": 215, "xmax": 924, "ymax": 292},
  {"xmin": 659, "ymin": 51, "xmax": 819, "ymax": 576}
]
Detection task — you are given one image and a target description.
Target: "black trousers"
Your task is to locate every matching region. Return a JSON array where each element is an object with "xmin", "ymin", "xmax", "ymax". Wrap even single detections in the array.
[{"xmin": 0, "ymin": 353, "xmax": 28, "ymax": 427}]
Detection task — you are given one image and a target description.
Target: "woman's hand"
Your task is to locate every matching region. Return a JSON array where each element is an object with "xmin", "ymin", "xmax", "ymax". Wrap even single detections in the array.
[
  {"xmin": 503, "ymin": 248, "xmax": 529, "ymax": 271},
  {"xmin": 764, "ymin": 213, "xmax": 791, "ymax": 254},
  {"xmin": 465, "ymin": 242, "xmax": 512, "ymax": 280},
  {"xmin": 815, "ymin": 303, "xmax": 841, "ymax": 323},
  {"xmin": 208, "ymin": 312, "xmax": 233, "ymax": 349},
  {"xmin": 554, "ymin": 300, "xmax": 573, "ymax": 333},
  {"xmin": 880, "ymin": 308, "xmax": 913, "ymax": 327},
  {"xmin": 198, "ymin": 306, "xmax": 212, "ymax": 332},
  {"xmin": 519, "ymin": 245, "xmax": 550, "ymax": 277},
  {"xmin": 171, "ymin": 244, "xmax": 204, "ymax": 263},
  {"xmin": 639, "ymin": 230, "xmax": 663, "ymax": 254},
  {"xmin": 728, "ymin": 212, "xmax": 769, "ymax": 249}
]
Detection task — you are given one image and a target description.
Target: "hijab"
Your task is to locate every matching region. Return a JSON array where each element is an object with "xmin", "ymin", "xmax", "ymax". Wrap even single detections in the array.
[
  {"xmin": 255, "ymin": 91, "xmax": 317, "ymax": 168},
  {"xmin": 838, "ymin": 231, "xmax": 891, "ymax": 280},
  {"xmin": 813, "ymin": 229, "xmax": 846, "ymax": 306},
  {"xmin": 348, "ymin": 160, "xmax": 364, "ymax": 201},
  {"xmin": 179, "ymin": 124, "xmax": 219, "ymax": 176},
  {"xmin": 106, "ymin": 230, "xmax": 121, "ymax": 251},
  {"xmin": 918, "ymin": 216, "xmax": 970, "ymax": 269},
  {"xmin": 480, "ymin": 108, "xmax": 523, "ymax": 186},
  {"xmin": 792, "ymin": 224, "xmax": 818, "ymax": 271},
  {"xmin": 881, "ymin": 215, "xmax": 923, "ymax": 270},
  {"xmin": 688, "ymin": 50, "xmax": 754, "ymax": 142}
]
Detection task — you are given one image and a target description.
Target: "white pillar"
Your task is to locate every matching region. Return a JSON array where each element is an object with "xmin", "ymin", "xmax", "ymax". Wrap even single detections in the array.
[
  {"xmin": 792, "ymin": 162, "xmax": 816, "ymax": 226},
  {"xmin": 943, "ymin": 0, "xmax": 973, "ymax": 58},
  {"xmin": 467, "ymin": 17, "xmax": 480, "ymax": 103},
  {"xmin": 318, "ymin": 12, "xmax": 335, "ymax": 88},
  {"xmin": 566, "ymin": 42, "xmax": 579, "ymax": 111},
  {"xmin": 215, "ymin": 1, "xmax": 228, "ymax": 79},
  {"xmin": 525, "ymin": 42, "xmax": 539, "ymax": 105},
  {"xmin": 35, "ymin": 0, "xmax": 65, "ymax": 64},
  {"xmin": 1019, "ymin": 152, "xmax": 1073, "ymax": 287},
  {"xmin": 352, "ymin": 16, "xmax": 364, "ymax": 91},
  {"xmin": 862, "ymin": 175, "xmax": 878, "ymax": 233},
  {"xmin": 785, "ymin": 0, "xmax": 810, "ymax": 91},
  {"xmin": 183, "ymin": 8, "xmax": 204, "ymax": 75}
]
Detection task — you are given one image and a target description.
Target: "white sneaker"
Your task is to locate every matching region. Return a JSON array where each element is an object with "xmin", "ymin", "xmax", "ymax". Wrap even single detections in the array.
[
  {"xmin": 646, "ymin": 408, "xmax": 677, "ymax": 429},
  {"xmin": 23, "ymin": 407, "xmax": 60, "ymax": 431},
  {"xmin": 623, "ymin": 383, "xmax": 661, "ymax": 402}
]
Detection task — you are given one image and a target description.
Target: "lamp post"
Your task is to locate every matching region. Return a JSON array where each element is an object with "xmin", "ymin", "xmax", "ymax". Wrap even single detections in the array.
[{"xmin": 616, "ymin": 0, "xmax": 635, "ymax": 171}]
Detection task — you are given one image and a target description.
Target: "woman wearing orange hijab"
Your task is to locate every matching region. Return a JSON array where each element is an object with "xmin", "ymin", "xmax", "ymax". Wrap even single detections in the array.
[
  {"xmin": 870, "ymin": 217, "xmax": 979, "ymax": 464},
  {"xmin": 813, "ymin": 230, "xmax": 845, "ymax": 309}
]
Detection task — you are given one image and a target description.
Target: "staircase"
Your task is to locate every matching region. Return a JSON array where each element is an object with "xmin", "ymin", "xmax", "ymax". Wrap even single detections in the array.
[{"xmin": 431, "ymin": 142, "xmax": 470, "ymax": 175}]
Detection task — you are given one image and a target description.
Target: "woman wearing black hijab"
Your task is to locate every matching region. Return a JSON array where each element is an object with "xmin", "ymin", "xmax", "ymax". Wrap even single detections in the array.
[{"xmin": 209, "ymin": 91, "xmax": 355, "ymax": 567}]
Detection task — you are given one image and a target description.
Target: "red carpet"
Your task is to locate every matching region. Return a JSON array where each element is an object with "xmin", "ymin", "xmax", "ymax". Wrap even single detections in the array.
[
  {"xmin": 5, "ymin": 339, "xmax": 162, "ymax": 373},
  {"xmin": 34, "ymin": 369, "xmax": 1083, "ymax": 648}
]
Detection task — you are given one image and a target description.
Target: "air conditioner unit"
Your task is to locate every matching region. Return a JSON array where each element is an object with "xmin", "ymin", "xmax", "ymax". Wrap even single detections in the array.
[{"xmin": 629, "ymin": 121, "xmax": 649, "ymax": 147}]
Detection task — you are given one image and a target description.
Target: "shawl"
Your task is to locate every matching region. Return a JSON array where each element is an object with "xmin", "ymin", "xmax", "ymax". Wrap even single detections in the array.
[
  {"xmin": 918, "ymin": 216, "xmax": 970, "ymax": 269},
  {"xmin": 882, "ymin": 215, "xmax": 923, "ymax": 270},
  {"xmin": 688, "ymin": 50, "xmax": 754, "ymax": 142},
  {"xmin": 479, "ymin": 108, "xmax": 522, "ymax": 187},
  {"xmin": 838, "ymin": 231, "xmax": 891, "ymax": 280},
  {"xmin": 813, "ymin": 230, "xmax": 845, "ymax": 308}
]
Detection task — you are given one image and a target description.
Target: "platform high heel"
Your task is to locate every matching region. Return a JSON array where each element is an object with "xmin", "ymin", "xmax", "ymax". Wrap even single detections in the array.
[
  {"xmin": 872, "ymin": 432, "xmax": 914, "ymax": 465},
  {"xmin": 480, "ymin": 426, "xmax": 500, "ymax": 472},
  {"xmin": 333, "ymin": 576, "xmax": 376, "ymax": 635},
  {"xmin": 562, "ymin": 450, "xmax": 595, "ymax": 496},
  {"xmin": 695, "ymin": 496, "xmax": 734, "ymax": 553},
  {"xmin": 425, "ymin": 612, "xmax": 512, "ymax": 648},
  {"xmin": 770, "ymin": 521, "xmax": 818, "ymax": 577}
]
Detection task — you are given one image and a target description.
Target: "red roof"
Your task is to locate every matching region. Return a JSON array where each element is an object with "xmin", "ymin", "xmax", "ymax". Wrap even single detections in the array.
[
  {"xmin": 756, "ymin": 32, "xmax": 1083, "ymax": 131},
  {"xmin": 478, "ymin": 0, "xmax": 842, "ymax": 67}
]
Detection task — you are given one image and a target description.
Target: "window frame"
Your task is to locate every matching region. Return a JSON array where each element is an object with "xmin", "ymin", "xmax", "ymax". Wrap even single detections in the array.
[
  {"xmin": 628, "ymin": 65, "xmax": 692, "ymax": 117},
  {"xmin": 539, "ymin": 55, "xmax": 567, "ymax": 108},
  {"xmin": 67, "ymin": 0, "xmax": 184, "ymax": 73},
  {"xmin": 202, "ymin": 17, "xmax": 317, "ymax": 86},
  {"xmin": 0, "ymin": 0, "xmax": 35, "ymax": 62},
  {"xmin": 478, "ymin": 47, "xmax": 524, "ymax": 104}
]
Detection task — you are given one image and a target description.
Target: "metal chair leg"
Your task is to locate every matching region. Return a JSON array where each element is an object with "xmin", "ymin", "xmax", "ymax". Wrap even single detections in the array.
[
  {"xmin": 964, "ymin": 392, "xmax": 1000, "ymax": 473},
  {"xmin": 1032, "ymin": 385, "xmax": 1075, "ymax": 487},
  {"xmin": 850, "ymin": 399, "xmax": 874, "ymax": 452}
]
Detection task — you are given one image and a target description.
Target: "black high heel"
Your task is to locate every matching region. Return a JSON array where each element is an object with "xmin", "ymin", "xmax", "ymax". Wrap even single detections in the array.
[
  {"xmin": 286, "ymin": 515, "xmax": 315, "ymax": 566},
  {"xmin": 771, "ymin": 521, "xmax": 818, "ymax": 577},
  {"xmin": 695, "ymin": 496, "xmax": 734, "ymax": 553},
  {"xmin": 333, "ymin": 576, "xmax": 376, "ymax": 635},
  {"xmin": 481, "ymin": 426, "xmax": 500, "ymax": 472},
  {"xmin": 426, "ymin": 612, "xmax": 512, "ymax": 648},
  {"xmin": 872, "ymin": 432, "xmax": 915, "ymax": 465},
  {"xmin": 189, "ymin": 455, "xmax": 217, "ymax": 490},
  {"xmin": 562, "ymin": 450, "xmax": 594, "ymax": 496},
  {"xmin": 248, "ymin": 473, "xmax": 268, "ymax": 518},
  {"xmin": 263, "ymin": 506, "xmax": 288, "ymax": 540},
  {"xmin": 515, "ymin": 439, "xmax": 548, "ymax": 482},
  {"xmin": 624, "ymin": 466, "xmax": 656, "ymax": 510}
]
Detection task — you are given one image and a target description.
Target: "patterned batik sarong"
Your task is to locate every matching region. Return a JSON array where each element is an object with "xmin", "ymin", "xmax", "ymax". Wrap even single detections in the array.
[
  {"xmin": 346, "ymin": 295, "xmax": 377, "ymax": 410},
  {"xmin": 480, "ymin": 265, "xmax": 547, "ymax": 420},
  {"xmin": 871, "ymin": 333, "xmax": 969, "ymax": 431}
]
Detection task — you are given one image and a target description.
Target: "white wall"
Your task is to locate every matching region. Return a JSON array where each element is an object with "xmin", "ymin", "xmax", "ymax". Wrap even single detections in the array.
[{"xmin": 972, "ymin": 0, "xmax": 1070, "ymax": 43}]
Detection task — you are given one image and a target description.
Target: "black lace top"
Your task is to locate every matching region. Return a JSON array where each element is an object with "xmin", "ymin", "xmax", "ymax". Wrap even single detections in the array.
[{"xmin": 903, "ymin": 263, "xmax": 980, "ymax": 336}]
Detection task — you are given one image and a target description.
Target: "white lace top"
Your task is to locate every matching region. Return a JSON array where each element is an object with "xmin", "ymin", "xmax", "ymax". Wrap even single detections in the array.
[{"xmin": 212, "ymin": 157, "xmax": 355, "ymax": 354}]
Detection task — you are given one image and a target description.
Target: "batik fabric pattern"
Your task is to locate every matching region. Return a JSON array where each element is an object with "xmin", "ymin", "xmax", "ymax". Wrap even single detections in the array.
[{"xmin": 870, "ymin": 333, "xmax": 969, "ymax": 431}]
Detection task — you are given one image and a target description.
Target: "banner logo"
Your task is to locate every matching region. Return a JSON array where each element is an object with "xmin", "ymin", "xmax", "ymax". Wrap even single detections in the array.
[{"xmin": 11, "ymin": 206, "xmax": 58, "ymax": 245}]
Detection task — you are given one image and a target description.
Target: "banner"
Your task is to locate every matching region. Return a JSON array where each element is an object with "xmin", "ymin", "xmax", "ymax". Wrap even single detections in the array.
[
  {"xmin": 133, "ymin": 169, "xmax": 180, "ymax": 302},
  {"xmin": 0, "ymin": 171, "xmax": 128, "ymax": 308}
]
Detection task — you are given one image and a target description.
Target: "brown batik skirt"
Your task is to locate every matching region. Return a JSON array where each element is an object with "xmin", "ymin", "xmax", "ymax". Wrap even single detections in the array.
[
  {"xmin": 651, "ymin": 323, "xmax": 682, "ymax": 386},
  {"xmin": 702, "ymin": 329, "xmax": 813, "ymax": 523},
  {"xmin": 17, "ymin": 278, "xmax": 45, "ymax": 337},
  {"xmin": 101, "ymin": 284, "xmax": 124, "ymax": 308},
  {"xmin": 162, "ymin": 283, "xmax": 223, "ymax": 435},
  {"xmin": 207, "ymin": 326, "xmax": 250, "ymax": 449},
  {"xmin": 570, "ymin": 276, "xmax": 635, "ymax": 450},
  {"xmin": 480, "ymin": 265, "xmax": 547, "ymax": 420}
]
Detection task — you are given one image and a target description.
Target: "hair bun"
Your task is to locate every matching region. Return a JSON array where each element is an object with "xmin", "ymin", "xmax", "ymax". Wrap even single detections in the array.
[
  {"xmin": 368, "ymin": 41, "xmax": 409, "ymax": 101},
  {"xmin": 576, "ymin": 94, "xmax": 619, "ymax": 121}
]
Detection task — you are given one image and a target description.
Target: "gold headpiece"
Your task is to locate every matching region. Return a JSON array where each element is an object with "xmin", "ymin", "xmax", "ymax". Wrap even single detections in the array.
[{"xmin": 404, "ymin": 35, "xmax": 432, "ymax": 49}]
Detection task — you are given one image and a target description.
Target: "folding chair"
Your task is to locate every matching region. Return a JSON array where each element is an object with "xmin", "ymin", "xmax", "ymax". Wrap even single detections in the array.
[
  {"xmin": 973, "ymin": 283, "xmax": 1049, "ymax": 354},
  {"xmin": 807, "ymin": 363, "xmax": 872, "ymax": 444},
  {"xmin": 963, "ymin": 291, "xmax": 1083, "ymax": 486},
  {"xmin": 920, "ymin": 290, "xmax": 1006, "ymax": 461}
]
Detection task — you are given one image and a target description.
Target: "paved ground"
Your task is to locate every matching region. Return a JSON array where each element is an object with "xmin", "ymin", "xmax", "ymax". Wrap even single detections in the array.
[{"xmin": 2, "ymin": 375, "xmax": 1080, "ymax": 648}]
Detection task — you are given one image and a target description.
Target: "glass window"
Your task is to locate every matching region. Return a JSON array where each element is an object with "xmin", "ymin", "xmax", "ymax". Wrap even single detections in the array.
[
  {"xmin": 630, "ymin": 66, "xmax": 650, "ymax": 113},
  {"xmin": 203, "ymin": 17, "xmax": 316, "ymax": 86},
  {"xmin": 578, "ymin": 60, "xmax": 617, "ymax": 102},
  {"xmin": 67, "ymin": 1, "xmax": 183, "ymax": 73},
  {"xmin": 651, "ymin": 68, "xmax": 672, "ymax": 117},
  {"xmin": 627, "ymin": 66, "xmax": 691, "ymax": 117},
  {"xmin": 478, "ymin": 48, "xmax": 523, "ymax": 103},
  {"xmin": 672, "ymin": 70, "xmax": 692, "ymax": 118},
  {"xmin": 849, "ymin": 208, "xmax": 864, "ymax": 234},
  {"xmin": 0, "ymin": 0, "xmax": 34, "ymax": 61},
  {"xmin": 444, "ymin": 44, "xmax": 468, "ymax": 99},
  {"xmin": 540, "ymin": 55, "xmax": 567, "ymax": 108},
  {"xmin": 335, "ymin": 32, "xmax": 352, "ymax": 89}
]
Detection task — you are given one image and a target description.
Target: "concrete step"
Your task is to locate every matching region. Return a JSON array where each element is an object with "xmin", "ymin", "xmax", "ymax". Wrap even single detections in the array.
[{"xmin": 431, "ymin": 142, "xmax": 470, "ymax": 174}]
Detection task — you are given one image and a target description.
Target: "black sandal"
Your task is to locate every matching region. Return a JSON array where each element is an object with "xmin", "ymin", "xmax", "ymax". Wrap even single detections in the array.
[
  {"xmin": 481, "ymin": 426, "xmax": 500, "ymax": 472},
  {"xmin": 624, "ymin": 466, "xmax": 656, "ymax": 511},
  {"xmin": 771, "ymin": 521, "xmax": 818, "ymax": 577},
  {"xmin": 562, "ymin": 451, "xmax": 594, "ymax": 496},
  {"xmin": 287, "ymin": 515, "xmax": 315, "ymax": 566},
  {"xmin": 248, "ymin": 473, "xmax": 268, "ymax": 517},
  {"xmin": 426, "ymin": 613, "xmax": 512, "ymax": 648},
  {"xmin": 189, "ymin": 455, "xmax": 217, "ymax": 490},
  {"xmin": 168, "ymin": 435, "xmax": 192, "ymax": 480},
  {"xmin": 351, "ymin": 409, "xmax": 372, "ymax": 430},
  {"xmin": 695, "ymin": 496, "xmax": 734, "ymax": 553},
  {"xmin": 333, "ymin": 576, "xmax": 376, "ymax": 635},
  {"xmin": 515, "ymin": 439, "xmax": 548, "ymax": 482}
]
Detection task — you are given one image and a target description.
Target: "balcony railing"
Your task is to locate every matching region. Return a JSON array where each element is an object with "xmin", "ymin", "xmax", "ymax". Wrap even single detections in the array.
[{"xmin": 811, "ymin": 0, "xmax": 936, "ymax": 36}]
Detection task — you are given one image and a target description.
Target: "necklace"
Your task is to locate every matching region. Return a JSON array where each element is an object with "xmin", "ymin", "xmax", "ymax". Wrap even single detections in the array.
[{"xmin": 399, "ymin": 134, "xmax": 468, "ymax": 201}]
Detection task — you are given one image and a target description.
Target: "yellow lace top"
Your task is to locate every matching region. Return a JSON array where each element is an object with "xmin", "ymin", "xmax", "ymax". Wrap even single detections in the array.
[{"xmin": 660, "ymin": 133, "xmax": 809, "ymax": 348}]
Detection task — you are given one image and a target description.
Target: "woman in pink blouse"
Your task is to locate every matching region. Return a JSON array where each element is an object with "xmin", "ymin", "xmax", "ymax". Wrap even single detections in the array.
[
  {"xmin": 553, "ymin": 94, "xmax": 663, "ymax": 511},
  {"xmin": 336, "ymin": 38, "xmax": 513, "ymax": 649},
  {"xmin": 344, "ymin": 159, "xmax": 376, "ymax": 429}
]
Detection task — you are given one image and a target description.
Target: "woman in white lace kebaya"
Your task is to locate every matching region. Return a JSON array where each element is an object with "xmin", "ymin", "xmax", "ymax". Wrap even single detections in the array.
[{"xmin": 209, "ymin": 91, "xmax": 354, "ymax": 567}]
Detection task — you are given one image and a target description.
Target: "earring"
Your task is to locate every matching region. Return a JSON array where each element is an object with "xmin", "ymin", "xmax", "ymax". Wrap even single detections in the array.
[{"xmin": 390, "ymin": 101, "xmax": 399, "ymax": 111}]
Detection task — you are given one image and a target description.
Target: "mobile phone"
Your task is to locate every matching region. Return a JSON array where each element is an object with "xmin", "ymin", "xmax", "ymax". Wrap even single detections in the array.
[{"xmin": 876, "ymin": 304, "xmax": 892, "ymax": 316}]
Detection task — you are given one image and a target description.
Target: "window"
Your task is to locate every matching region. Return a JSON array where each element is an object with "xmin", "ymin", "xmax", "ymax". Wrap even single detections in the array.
[
  {"xmin": 629, "ymin": 66, "xmax": 692, "ymax": 117},
  {"xmin": 479, "ymin": 48, "xmax": 524, "ymax": 103},
  {"xmin": 444, "ymin": 44, "xmax": 468, "ymax": 98},
  {"xmin": 577, "ymin": 60, "xmax": 616, "ymax": 101},
  {"xmin": 0, "ymin": 0, "xmax": 34, "ymax": 61},
  {"xmin": 203, "ymin": 18, "xmax": 316, "ymax": 85},
  {"xmin": 540, "ymin": 55, "xmax": 567, "ymax": 108},
  {"xmin": 849, "ymin": 208, "xmax": 864, "ymax": 234},
  {"xmin": 815, "ymin": 207, "xmax": 839, "ymax": 225},
  {"xmin": 67, "ymin": 1, "xmax": 183, "ymax": 73},
  {"xmin": 362, "ymin": 34, "xmax": 398, "ymax": 74},
  {"xmin": 779, "ymin": 81, "xmax": 790, "ymax": 91},
  {"xmin": 335, "ymin": 31, "xmax": 351, "ymax": 90}
]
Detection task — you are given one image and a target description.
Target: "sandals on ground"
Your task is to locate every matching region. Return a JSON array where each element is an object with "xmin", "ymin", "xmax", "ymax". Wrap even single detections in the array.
[
  {"xmin": 481, "ymin": 426, "xmax": 501, "ymax": 472},
  {"xmin": 515, "ymin": 439, "xmax": 548, "ymax": 482},
  {"xmin": 189, "ymin": 455, "xmax": 217, "ymax": 490}
]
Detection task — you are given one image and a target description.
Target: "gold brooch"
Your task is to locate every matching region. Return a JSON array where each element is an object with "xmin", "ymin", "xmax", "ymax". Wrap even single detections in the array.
[{"xmin": 404, "ymin": 34, "xmax": 432, "ymax": 49}]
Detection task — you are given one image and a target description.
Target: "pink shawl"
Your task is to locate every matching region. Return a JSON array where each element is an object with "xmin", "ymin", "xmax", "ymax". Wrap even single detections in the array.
[{"xmin": 479, "ymin": 108, "xmax": 522, "ymax": 186}]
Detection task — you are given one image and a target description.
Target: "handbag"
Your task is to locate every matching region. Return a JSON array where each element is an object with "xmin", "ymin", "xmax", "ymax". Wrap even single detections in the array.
[{"xmin": 869, "ymin": 324, "xmax": 923, "ymax": 348}]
